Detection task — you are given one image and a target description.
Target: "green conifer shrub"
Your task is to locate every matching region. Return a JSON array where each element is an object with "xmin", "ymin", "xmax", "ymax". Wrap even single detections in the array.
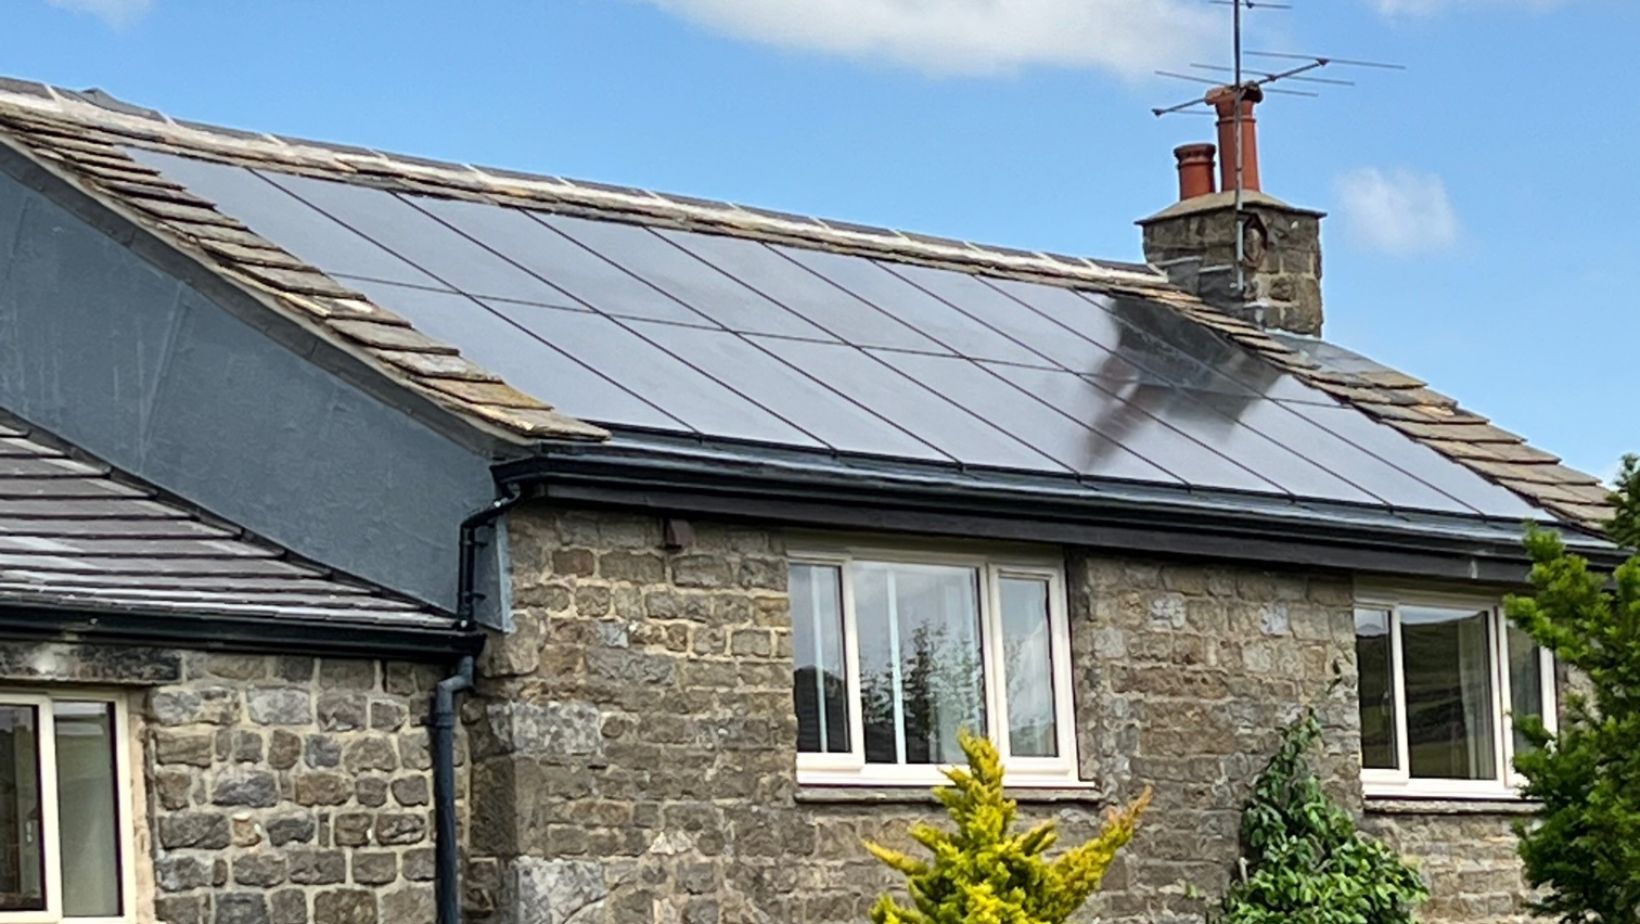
[
  {"xmin": 864, "ymin": 730, "xmax": 1151, "ymax": 924},
  {"xmin": 1219, "ymin": 711, "xmax": 1427, "ymax": 924},
  {"xmin": 1504, "ymin": 454, "xmax": 1640, "ymax": 923}
]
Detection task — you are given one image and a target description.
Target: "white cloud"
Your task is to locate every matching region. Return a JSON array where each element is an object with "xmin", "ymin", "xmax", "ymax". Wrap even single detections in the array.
[
  {"xmin": 47, "ymin": 0, "xmax": 151, "ymax": 28},
  {"xmin": 640, "ymin": 0, "xmax": 1219, "ymax": 78},
  {"xmin": 1371, "ymin": 0, "xmax": 1568, "ymax": 16},
  {"xmin": 1334, "ymin": 167, "xmax": 1460, "ymax": 256}
]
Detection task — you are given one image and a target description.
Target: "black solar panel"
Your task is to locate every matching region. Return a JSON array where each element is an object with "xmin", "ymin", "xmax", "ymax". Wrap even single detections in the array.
[{"xmin": 130, "ymin": 149, "xmax": 1546, "ymax": 518}]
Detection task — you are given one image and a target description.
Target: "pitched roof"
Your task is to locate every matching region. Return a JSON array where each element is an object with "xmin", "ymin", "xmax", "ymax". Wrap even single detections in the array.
[
  {"xmin": 0, "ymin": 409, "xmax": 452, "ymax": 631},
  {"xmin": 0, "ymin": 79, "xmax": 1612, "ymax": 532}
]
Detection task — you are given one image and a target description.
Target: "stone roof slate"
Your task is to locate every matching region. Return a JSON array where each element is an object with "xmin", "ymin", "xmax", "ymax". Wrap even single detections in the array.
[
  {"xmin": 0, "ymin": 79, "xmax": 1612, "ymax": 531},
  {"xmin": 0, "ymin": 411, "xmax": 452, "ymax": 628}
]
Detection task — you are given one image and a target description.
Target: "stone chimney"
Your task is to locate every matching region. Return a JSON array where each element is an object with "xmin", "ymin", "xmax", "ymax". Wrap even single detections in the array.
[{"xmin": 1137, "ymin": 85, "xmax": 1326, "ymax": 335}]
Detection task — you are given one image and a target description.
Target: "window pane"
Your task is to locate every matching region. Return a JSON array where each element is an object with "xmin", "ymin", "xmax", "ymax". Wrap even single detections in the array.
[
  {"xmin": 56, "ymin": 702, "xmax": 121, "ymax": 918},
  {"xmin": 0, "ymin": 705, "xmax": 44, "ymax": 912},
  {"xmin": 790, "ymin": 564, "xmax": 850, "ymax": 754},
  {"xmin": 1402, "ymin": 606, "xmax": 1497, "ymax": 780},
  {"xmin": 1354, "ymin": 608, "xmax": 1398, "ymax": 770},
  {"xmin": 1000, "ymin": 577, "xmax": 1058, "ymax": 758},
  {"xmin": 855, "ymin": 563, "xmax": 985, "ymax": 765},
  {"xmin": 1508, "ymin": 626, "xmax": 1547, "ymax": 758}
]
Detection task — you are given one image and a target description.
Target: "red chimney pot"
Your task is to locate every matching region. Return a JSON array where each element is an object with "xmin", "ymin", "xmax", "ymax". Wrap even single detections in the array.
[
  {"xmin": 1173, "ymin": 143, "xmax": 1218, "ymax": 201},
  {"xmin": 1206, "ymin": 84, "xmax": 1264, "ymax": 193}
]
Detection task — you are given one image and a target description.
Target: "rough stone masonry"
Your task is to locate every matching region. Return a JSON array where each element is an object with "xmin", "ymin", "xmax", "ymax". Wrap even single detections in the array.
[
  {"xmin": 0, "ymin": 509, "xmax": 1535, "ymax": 924},
  {"xmin": 465, "ymin": 503, "xmax": 1536, "ymax": 924},
  {"xmin": 0, "ymin": 642, "xmax": 460, "ymax": 924}
]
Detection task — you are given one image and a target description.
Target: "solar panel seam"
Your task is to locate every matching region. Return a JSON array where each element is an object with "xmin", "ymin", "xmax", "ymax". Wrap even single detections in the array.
[
  {"xmin": 665, "ymin": 233, "xmax": 944, "ymax": 352},
  {"xmin": 872, "ymin": 264, "xmax": 1313, "ymax": 497},
  {"xmin": 522, "ymin": 213, "xmax": 742, "ymax": 332},
  {"xmin": 1258, "ymin": 398, "xmax": 1486, "ymax": 516},
  {"xmin": 549, "ymin": 310, "xmax": 848, "ymax": 452},
  {"xmin": 400, "ymin": 193, "xmax": 708, "ymax": 322},
  {"xmin": 942, "ymin": 275, "xmax": 1392, "ymax": 506},
  {"xmin": 618, "ymin": 324, "xmax": 963, "ymax": 465},
  {"xmin": 864, "ymin": 349, "xmax": 1188, "ymax": 486},
  {"xmin": 762, "ymin": 246, "xmax": 984, "ymax": 359},
  {"xmin": 1051, "ymin": 288, "xmax": 1487, "ymax": 515},
  {"xmin": 811, "ymin": 343, "xmax": 1077, "ymax": 475},
  {"xmin": 756, "ymin": 245, "xmax": 1288, "ymax": 488},
  {"xmin": 230, "ymin": 177, "xmax": 691, "ymax": 426},
  {"xmin": 642, "ymin": 227, "xmax": 849, "ymax": 343}
]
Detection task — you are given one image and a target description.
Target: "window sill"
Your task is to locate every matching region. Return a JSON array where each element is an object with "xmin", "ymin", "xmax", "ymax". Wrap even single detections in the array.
[
  {"xmin": 795, "ymin": 783, "xmax": 1105, "ymax": 806},
  {"xmin": 1365, "ymin": 796, "xmax": 1542, "ymax": 816}
]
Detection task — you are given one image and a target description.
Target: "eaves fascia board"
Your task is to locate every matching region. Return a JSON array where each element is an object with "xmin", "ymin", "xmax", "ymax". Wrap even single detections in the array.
[{"xmin": 0, "ymin": 602, "xmax": 481, "ymax": 662}]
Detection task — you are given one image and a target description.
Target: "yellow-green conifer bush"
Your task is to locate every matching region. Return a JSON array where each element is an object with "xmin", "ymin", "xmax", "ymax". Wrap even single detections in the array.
[{"xmin": 865, "ymin": 730, "xmax": 1151, "ymax": 924}]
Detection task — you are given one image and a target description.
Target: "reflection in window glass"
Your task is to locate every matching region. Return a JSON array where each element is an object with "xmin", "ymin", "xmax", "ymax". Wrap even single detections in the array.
[
  {"xmin": 1402, "ymin": 607, "xmax": 1496, "ymax": 780},
  {"xmin": 55, "ymin": 702, "xmax": 121, "ymax": 918},
  {"xmin": 1508, "ymin": 626, "xmax": 1546, "ymax": 759},
  {"xmin": 0, "ymin": 705, "xmax": 43, "ymax": 912},
  {"xmin": 855, "ymin": 563, "xmax": 985, "ymax": 765},
  {"xmin": 1000, "ymin": 578, "xmax": 1057, "ymax": 758},
  {"xmin": 1354, "ymin": 608, "xmax": 1398, "ymax": 770},
  {"xmin": 791, "ymin": 565, "xmax": 851, "ymax": 755}
]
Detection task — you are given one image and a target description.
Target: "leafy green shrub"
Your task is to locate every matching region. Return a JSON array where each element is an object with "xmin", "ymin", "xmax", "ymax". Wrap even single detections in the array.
[
  {"xmin": 1504, "ymin": 455, "xmax": 1640, "ymax": 923},
  {"xmin": 1219, "ymin": 711, "xmax": 1426, "ymax": 924},
  {"xmin": 865, "ymin": 730, "xmax": 1151, "ymax": 924}
]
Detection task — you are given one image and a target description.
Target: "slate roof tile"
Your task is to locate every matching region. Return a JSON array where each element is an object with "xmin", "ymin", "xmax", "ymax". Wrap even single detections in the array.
[{"xmin": 0, "ymin": 412, "xmax": 451, "ymax": 628}]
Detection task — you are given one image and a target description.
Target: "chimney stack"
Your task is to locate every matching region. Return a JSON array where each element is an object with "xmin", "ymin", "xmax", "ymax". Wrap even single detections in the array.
[
  {"xmin": 1208, "ymin": 84, "xmax": 1262, "ymax": 193},
  {"xmin": 1174, "ymin": 143, "xmax": 1217, "ymax": 201},
  {"xmin": 1138, "ymin": 85, "xmax": 1326, "ymax": 335}
]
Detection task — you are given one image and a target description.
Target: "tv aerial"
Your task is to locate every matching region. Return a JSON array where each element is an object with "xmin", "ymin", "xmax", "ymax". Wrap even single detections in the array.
[{"xmin": 1151, "ymin": 0, "xmax": 1405, "ymax": 294}]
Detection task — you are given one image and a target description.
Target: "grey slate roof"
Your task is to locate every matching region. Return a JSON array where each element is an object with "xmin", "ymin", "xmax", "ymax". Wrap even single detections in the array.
[
  {"xmin": 0, "ymin": 79, "xmax": 1613, "ymax": 533},
  {"xmin": 0, "ymin": 414, "xmax": 452, "ymax": 629}
]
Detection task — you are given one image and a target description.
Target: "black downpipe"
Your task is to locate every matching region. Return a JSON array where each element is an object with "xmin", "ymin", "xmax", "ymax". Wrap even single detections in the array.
[
  {"xmin": 434, "ymin": 487, "xmax": 525, "ymax": 924},
  {"xmin": 432, "ymin": 654, "xmax": 474, "ymax": 924}
]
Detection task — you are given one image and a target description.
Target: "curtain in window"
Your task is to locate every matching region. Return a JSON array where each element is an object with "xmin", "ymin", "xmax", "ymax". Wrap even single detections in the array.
[{"xmin": 1401, "ymin": 606, "xmax": 1496, "ymax": 780}]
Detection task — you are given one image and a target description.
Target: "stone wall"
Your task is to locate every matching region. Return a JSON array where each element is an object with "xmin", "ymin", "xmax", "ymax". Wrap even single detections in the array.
[
  {"xmin": 475, "ymin": 503, "xmax": 1546, "ymax": 924},
  {"xmin": 0, "ymin": 641, "xmax": 454, "ymax": 924},
  {"xmin": 1365, "ymin": 809, "xmax": 1536, "ymax": 924}
]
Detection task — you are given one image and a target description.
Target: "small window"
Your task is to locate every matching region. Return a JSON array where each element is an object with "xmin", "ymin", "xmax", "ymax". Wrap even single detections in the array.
[
  {"xmin": 0, "ymin": 693, "xmax": 133, "ymax": 924},
  {"xmin": 790, "ymin": 548, "xmax": 1078, "ymax": 786},
  {"xmin": 1354, "ymin": 596, "xmax": 1555, "ymax": 798}
]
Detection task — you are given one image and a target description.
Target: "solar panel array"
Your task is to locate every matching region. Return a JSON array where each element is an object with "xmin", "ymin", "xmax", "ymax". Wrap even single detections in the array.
[{"xmin": 132, "ymin": 149, "xmax": 1541, "ymax": 520}]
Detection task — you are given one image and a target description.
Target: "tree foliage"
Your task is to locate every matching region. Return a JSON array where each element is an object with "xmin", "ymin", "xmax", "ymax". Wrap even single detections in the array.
[
  {"xmin": 1219, "ymin": 711, "xmax": 1427, "ymax": 924},
  {"xmin": 1504, "ymin": 455, "xmax": 1640, "ymax": 923},
  {"xmin": 865, "ymin": 730, "xmax": 1151, "ymax": 924}
]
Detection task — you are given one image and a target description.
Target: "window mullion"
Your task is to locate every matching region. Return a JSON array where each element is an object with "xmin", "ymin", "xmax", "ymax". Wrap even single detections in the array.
[
  {"xmin": 1492, "ymin": 608, "xmax": 1511, "ymax": 784},
  {"xmin": 36, "ymin": 699, "xmax": 62, "ymax": 924},
  {"xmin": 884, "ymin": 569, "xmax": 907, "ymax": 765},
  {"xmin": 1390, "ymin": 606, "xmax": 1412, "ymax": 781},
  {"xmin": 841, "ymin": 561, "xmax": 866, "ymax": 769},
  {"xmin": 983, "ymin": 566, "xmax": 1010, "ymax": 761}
]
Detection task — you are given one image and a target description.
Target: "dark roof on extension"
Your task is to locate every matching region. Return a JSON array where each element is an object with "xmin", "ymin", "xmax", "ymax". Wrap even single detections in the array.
[
  {"xmin": 0, "ymin": 79, "xmax": 1613, "ymax": 532},
  {"xmin": 0, "ymin": 410, "xmax": 452, "ymax": 632}
]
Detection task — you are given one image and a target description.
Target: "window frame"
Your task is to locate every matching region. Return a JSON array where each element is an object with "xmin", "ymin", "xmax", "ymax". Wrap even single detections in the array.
[
  {"xmin": 790, "ymin": 543, "xmax": 1081, "ymax": 788},
  {"xmin": 0, "ymin": 690, "xmax": 135, "ymax": 924},
  {"xmin": 1355, "ymin": 590, "xmax": 1557, "ymax": 800}
]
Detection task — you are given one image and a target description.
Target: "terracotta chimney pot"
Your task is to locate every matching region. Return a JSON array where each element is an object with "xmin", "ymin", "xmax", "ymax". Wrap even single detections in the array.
[
  {"xmin": 1207, "ymin": 84, "xmax": 1264, "ymax": 193},
  {"xmin": 1173, "ymin": 143, "xmax": 1218, "ymax": 201}
]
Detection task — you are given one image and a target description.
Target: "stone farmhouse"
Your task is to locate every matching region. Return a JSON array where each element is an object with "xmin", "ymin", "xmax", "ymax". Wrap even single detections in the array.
[{"xmin": 0, "ymin": 76, "xmax": 1620, "ymax": 924}]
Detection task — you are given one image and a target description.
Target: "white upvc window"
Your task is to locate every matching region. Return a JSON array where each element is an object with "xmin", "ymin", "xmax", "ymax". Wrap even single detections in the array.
[
  {"xmin": 1354, "ymin": 591, "xmax": 1556, "ymax": 800},
  {"xmin": 789, "ymin": 544, "xmax": 1080, "ymax": 787},
  {"xmin": 0, "ymin": 692, "xmax": 135, "ymax": 924}
]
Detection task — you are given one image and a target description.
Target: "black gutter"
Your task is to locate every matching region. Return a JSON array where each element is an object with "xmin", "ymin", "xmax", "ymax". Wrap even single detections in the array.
[
  {"xmin": 495, "ymin": 442, "xmax": 1627, "ymax": 582},
  {"xmin": 0, "ymin": 603, "xmax": 480, "ymax": 661},
  {"xmin": 433, "ymin": 488, "xmax": 522, "ymax": 924}
]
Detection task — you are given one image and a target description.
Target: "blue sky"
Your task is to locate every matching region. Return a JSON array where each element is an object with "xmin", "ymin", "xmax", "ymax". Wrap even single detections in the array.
[{"xmin": 9, "ymin": 0, "xmax": 1636, "ymax": 478}]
